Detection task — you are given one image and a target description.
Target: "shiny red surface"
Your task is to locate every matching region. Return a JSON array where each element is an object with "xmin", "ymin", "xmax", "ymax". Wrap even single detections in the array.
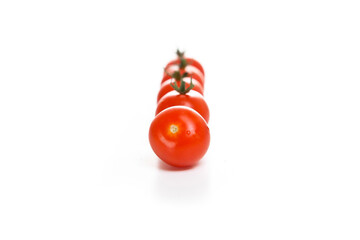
[
  {"xmin": 156, "ymin": 90, "xmax": 210, "ymax": 123},
  {"xmin": 149, "ymin": 106, "xmax": 210, "ymax": 167}
]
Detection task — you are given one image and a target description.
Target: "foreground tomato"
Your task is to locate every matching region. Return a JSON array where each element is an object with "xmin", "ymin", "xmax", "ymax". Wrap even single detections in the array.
[
  {"xmin": 156, "ymin": 90, "xmax": 210, "ymax": 123},
  {"xmin": 149, "ymin": 106, "xmax": 210, "ymax": 167},
  {"xmin": 157, "ymin": 78, "xmax": 204, "ymax": 103}
]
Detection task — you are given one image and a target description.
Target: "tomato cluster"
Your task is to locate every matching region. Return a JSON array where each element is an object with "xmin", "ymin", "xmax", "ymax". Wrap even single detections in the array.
[{"xmin": 149, "ymin": 50, "xmax": 210, "ymax": 168}]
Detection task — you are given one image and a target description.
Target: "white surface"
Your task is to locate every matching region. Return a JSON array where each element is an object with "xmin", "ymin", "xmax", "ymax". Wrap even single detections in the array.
[{"xmin": 1, "ymin": 0, "xmax": 360, "ymax": 239}]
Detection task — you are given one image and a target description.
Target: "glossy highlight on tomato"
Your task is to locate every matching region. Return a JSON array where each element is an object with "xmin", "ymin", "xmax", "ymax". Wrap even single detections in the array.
[
  {"xmin": 156, "ymin": 90, "xmax": 210, "ymax": 123},
  {"xmin": 149, "ymin": 106, "xmax": 210, "ymax": 168}
]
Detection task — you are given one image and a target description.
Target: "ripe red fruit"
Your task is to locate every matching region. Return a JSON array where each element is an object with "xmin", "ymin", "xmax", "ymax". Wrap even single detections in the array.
[{"xmin": 149, "ymin": 106, "xmax": 210, "ymax": 168}]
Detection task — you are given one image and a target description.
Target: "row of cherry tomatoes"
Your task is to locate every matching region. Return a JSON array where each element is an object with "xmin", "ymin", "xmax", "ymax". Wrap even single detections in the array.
[{"xmin": 149, "ymin": 50, "xmax": 210, "ymax": 168}]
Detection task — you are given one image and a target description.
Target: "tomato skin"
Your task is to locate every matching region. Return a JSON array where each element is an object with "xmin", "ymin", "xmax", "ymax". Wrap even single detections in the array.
[
  {"xmin": 162, "ymin": 65, "xmax": 205, "ymax": 86},
  {"xmin": 149, "ymin": 106, "xmax": 210, "ymax": 167},
  {"xmin": 157, "ymin": 78, "xmax": 204, "ymax": 103},
  {"xmin": 165, "ymin": 58, "xmax": 205, "ymax": 76},
  {"xmin": 156, "ymin": 90, "xmax": 210, "ymax": 123}
]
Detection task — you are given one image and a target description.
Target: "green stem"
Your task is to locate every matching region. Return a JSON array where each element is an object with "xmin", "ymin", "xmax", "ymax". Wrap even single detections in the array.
[
  {"xmin": 176, "ymin": 49, "xmax": 185, "ymax": 58},
  {"xmin": 176, "ymin": 49, "xmax": 188, "ymax": 69},
  {"xmin": 167, "ymin": 49, "xmax": 194, "ymax": 94}
]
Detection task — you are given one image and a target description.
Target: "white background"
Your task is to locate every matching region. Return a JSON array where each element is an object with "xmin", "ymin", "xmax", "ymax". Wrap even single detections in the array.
[{"xmin": 1, "ymin": 0, "xmax": 360, "ymax": 239}]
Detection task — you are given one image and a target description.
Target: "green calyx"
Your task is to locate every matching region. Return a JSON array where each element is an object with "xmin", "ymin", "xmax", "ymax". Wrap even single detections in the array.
[{"xmin": 170, "ymin": 76, "xmax": 194, "ymax": 95}]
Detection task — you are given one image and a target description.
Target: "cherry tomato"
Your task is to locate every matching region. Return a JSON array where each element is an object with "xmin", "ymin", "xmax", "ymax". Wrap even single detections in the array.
[
  {"xmin": 165, "ymin": 58, "xmax": 205, "ymax": 76},
  {"xmin": 149, "ymin": 106, "xmax": 210, "ymax": 168},
  {"xmin": 157, "ymin": 78, "xmax": 204, "ymax": 103},
  {"xmin": 162, "ymin": 65, "xmax": 204, "ymax": 86},
  {"xmin": 156, "ymin": 90, "xmax": 210, "ymax": 123}
]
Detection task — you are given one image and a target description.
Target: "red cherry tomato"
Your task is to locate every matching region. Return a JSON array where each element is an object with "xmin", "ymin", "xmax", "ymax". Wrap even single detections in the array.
[
  {"xmin": 165, "ymin": 58, "xmax": 205, "ymax": 76},
  {"xmin": 149, "ymin": 106, "xmax": 210, "ymax": 168},
  {"xmin": 157, "ymin": 78, "xmax": 204, "ymax": 103},
  {"xmin": 162, "ymin": 65, "xmax": 204, "ymax": 86},
  {"xmin": 156, "ymin": 90, "xmax": 210, "ymax": 123}
]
